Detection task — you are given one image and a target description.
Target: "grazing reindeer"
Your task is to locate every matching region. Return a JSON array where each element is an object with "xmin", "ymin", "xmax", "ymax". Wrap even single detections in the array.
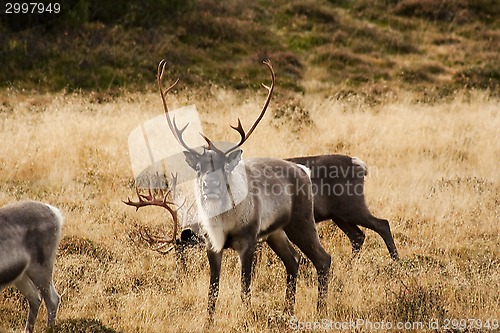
[
  {"xmin": 286, "ymin": 155, "xmax": 399, "ymax": 260},
  {"xmin": 156, "ymin": 59, "xmax": 331, "ymax": 325},
  {"xmin": 0, "ymin": 201, "xmax": 63, "ymax": 333}
]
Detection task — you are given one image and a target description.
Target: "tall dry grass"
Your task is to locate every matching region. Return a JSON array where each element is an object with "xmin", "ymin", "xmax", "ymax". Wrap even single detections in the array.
[{"xmin": 0, "ymin": 87, "xmax": 498, "ymax": 332}]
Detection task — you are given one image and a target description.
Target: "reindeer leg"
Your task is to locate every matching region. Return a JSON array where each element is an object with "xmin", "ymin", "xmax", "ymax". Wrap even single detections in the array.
[
  {"xmin": 14, "ymin": 274, "xmax": 41, "ymax": 333},
  {"xmin": 285, "ymin": 223, "xmax": 331, "ymax": 316},
  {"xmin": 237, "ymin": 242, "xmax": 256, "ymax": 309},
  {"xmin": 206, "ymin": 249, "xmax": 223, "ymax": 328},
  {"xmin": 356, "ymin": 214, "xmax": 399, "ymax": 260},
  {"xmin": 333, "ymin": 219, "xmax": 366, "ymax": 255},
  {"xmin": 266, "ymin": 230, "xmax": 299, "ymax": 315},
  {"xmin": 40, "ymin": 281, "xmax": 60, "ymax": 327}
]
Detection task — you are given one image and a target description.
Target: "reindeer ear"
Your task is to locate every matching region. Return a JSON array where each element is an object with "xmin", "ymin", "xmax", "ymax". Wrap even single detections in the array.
[
  {"xmin": 226, "ymin": 149, "xmax": 242, "ymax": 171},
  {"xmin": 183, "ymin": 151, "xmax": 199, "ymax": 170}
]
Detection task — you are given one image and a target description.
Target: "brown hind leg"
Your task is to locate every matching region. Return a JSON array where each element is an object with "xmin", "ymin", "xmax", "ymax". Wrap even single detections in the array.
[
  {"xmin": 356, "ymin": 214, "xmax": 399, "ymax": 260},
  {"xmin": 205, "ymin": 249, "xmax": 223, "ymax": 328},
  {"xmin": 284, "ymin": 222, "xmax": 331, "ymax": 315},
  {"xmin": 266, "ymin": 230, "xmax": 300, "ymax": 315},
  {"xmin": 333, "ymin": 219, "xmax": 366, "ymax": 255}
]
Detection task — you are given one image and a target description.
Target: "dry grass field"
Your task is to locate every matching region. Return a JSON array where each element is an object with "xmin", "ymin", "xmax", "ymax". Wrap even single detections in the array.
[{"xmin": 0, "ymin": 87, "xmax": 498, "ymax": 332}]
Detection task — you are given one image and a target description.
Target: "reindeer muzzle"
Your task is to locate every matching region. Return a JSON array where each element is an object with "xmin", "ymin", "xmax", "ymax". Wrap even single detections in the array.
[{"xmin": 202, "ymin": 173, "xmax": 223, "ymax": 199}]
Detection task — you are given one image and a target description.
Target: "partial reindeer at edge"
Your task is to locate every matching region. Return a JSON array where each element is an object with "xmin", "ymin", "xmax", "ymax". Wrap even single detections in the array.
[{"xmin": 0, "ymin": 201, "xmax": 63, "ymax": 333}]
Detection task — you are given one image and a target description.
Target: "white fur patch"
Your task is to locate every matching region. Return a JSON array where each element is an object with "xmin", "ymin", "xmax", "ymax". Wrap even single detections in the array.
[
  {"xmin": 352, "ymin": 157, "xmax": 368, "ymax": 176},
  {"xmin": 297, "ymin": 164, "xmax": 311, "ymax": 178},
  {"xmin": 45, "ymin": 204, "xmax": 64, "ymax": 227},
  {"xmin": 201, "ymin": 219, "xmax": 226, "ymax": 252},
  {"xmin": 195, "ymin": 164, "xmax": 248, "ymax": 253}
]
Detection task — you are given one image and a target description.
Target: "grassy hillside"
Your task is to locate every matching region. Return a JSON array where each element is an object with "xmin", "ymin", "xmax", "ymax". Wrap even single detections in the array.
[
  {"xmin": 1, "ymin": 0, "xmax": 499, "ymax": 97},
  {"xmin": 0, "ymin": 88, "xmax": 498, "ymax": 332}
]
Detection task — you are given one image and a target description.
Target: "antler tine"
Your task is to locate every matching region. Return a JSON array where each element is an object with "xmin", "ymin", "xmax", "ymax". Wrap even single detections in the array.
[
  {"xmin": 228, "ymin": 118, "xmax": 246, "ymax": 148},
  {"xmin": 157, "ymin": 59, "xmax": 200, "ymax": 156},
  {"xmin": 123, "ymin": 181, "xmax": 181, "ymax": 247},
  {"xmin": 200, "ymin": 133, "xmax": 225, "ymax": 155},
  {"xmin": 158, "ymin": 60, "xmax": 179, "ymax": 97},
  {"xmin": 171, "ymin": 116, "xmax": 202, "ymax": 155},
  {"xmin": 137, "ymin": 225, "xmax": 176, "ymax": 254},
  {"xmin": 123, "ymin": 187, "xmax": 177, "ymax": 213},
  {"xmin": 225, "ymin": 60, "xmax": 275, "ymax": 155},
  {"xmin": 124, "ymin": 200, "xmax": 178, "ymax": 249},
  {"xmin": 170, "ymin": 173, "xmax": 178, "ymax": 199}
]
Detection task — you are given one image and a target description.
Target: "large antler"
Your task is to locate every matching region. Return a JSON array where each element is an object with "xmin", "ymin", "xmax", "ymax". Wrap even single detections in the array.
[
  {"xmin": 124, "ymin": 175, "xmax": 183, "ymax": 253},
  {"xmin": 157, "ymin": 59, "xmax": 275, "ymax": 156},
  {"xmin": 157, "ymin": 60, "xmax": 201, "ymax": 156},
  {"xmin": 224, "ymin": 59, "xmax": 275, "ymax": 155}
]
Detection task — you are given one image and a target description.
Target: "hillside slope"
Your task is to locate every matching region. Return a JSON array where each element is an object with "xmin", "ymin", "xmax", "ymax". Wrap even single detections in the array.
[{"xmin": 1, "ymin": 0, "xmax": 499, "ymax": 97}]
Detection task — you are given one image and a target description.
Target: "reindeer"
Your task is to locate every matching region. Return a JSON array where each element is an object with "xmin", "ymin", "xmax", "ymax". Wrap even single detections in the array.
[
  {"xmin": 0, "ymin": 201, "xmax": 63, "ymax": 333},
  {"xmin": 148, "ymin": 59, "xmax": 331, "ymax": 326},
  {"xmin": 286, "ymin": 155, "xmax": 399, "ymax": 260}
]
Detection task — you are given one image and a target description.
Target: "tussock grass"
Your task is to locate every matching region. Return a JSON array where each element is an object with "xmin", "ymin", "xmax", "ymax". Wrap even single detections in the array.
[{"xmin": 0, "ymin": 88, "xmax": 498, "ymax": 332}]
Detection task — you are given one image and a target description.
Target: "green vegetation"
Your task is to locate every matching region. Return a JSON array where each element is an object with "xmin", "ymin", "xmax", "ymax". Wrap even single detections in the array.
[{"xmin": 1, "ymin": 0, "xmax": 499, "ymax": 95}]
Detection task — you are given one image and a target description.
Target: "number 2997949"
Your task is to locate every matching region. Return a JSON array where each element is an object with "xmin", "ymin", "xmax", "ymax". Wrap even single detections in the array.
[{"xmin": 5, "ymin": 3, "xmax": 61, "ymax": 14}]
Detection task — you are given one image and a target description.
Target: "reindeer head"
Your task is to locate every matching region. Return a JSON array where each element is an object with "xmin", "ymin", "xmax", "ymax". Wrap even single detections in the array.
[{"xmin": 184, "ymin": 148, "xmax": 242, "ymax": 201}]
